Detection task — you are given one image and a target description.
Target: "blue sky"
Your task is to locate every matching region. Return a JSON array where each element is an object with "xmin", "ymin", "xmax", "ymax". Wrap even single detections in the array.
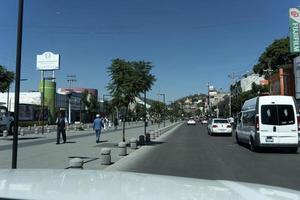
[{"xmin": 0, "ymin": 0, "xmax": 298, "ymax": 101}]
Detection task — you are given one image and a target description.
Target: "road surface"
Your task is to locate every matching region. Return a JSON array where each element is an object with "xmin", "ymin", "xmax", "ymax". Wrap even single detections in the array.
[{"xmin": 116, "ymin": 123, "xmax": 300, "ymax": 190}]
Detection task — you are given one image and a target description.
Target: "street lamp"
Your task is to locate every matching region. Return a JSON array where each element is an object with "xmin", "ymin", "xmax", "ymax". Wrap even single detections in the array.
[
  {"xmin": 42, "ymin": 77, "xmax": 56, "ymax": 134},
  {"xmin": 159, "ymin": 93, "xmax": 166, "ymax": 127},
  {"xmin": 12, "ymin": 0, "xmax": 24, "ymax": 169}
]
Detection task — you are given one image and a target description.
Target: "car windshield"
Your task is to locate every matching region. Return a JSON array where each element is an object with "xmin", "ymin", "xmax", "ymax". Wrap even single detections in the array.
[{"xmin": 1, "ymin": 0, "xmax": 300, "ymax": 198}]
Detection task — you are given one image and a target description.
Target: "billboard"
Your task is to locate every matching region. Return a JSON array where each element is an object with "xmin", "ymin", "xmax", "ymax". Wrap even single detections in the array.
[
  {"xmin": 37, "ymin": 52, "xmax": 60, "ymax": 70},
  {"xmin": 294, "ymin": 56, "xmax": 300, "ymax": 99},
  {"xmin": 289, "ymin": 8, "xmax": 300, "ymax": 53}
]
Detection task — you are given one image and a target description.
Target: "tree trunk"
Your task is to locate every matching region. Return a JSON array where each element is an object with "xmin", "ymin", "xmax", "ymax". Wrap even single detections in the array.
[{"xmin": 122, "ymin": 104, "xmax": 129, "ymax": 142}]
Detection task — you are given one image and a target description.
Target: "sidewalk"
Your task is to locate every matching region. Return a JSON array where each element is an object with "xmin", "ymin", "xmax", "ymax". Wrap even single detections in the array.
[{"xmin": 0, "ymin": 121, "xmax": 174, "ymax": 170}]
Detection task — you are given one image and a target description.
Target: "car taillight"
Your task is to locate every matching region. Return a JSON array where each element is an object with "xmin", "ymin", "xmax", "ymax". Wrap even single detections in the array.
[
  {"xmin": 227, "ymin": 125, "xmax": 231, "ymax": 128},
  {"xmin": 212, "ymin": 125, "xmax": 218, "ymax": 128},
  {"xmin": 297, "ymin": 116, "xmax": 300, "ymax": 131},
  {"xmin": 255, "ymin": 116, "xmax": 259, "ymax": 129}
]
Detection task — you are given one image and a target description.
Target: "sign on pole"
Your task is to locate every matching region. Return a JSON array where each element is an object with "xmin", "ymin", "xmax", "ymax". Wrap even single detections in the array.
[
  {"xmin": 36, "ymin": 52, "xmax": 60, "ymax": 70},
  {"xmin": 289, "ymin": 8, "xmax": 300, "ymax": 53}
]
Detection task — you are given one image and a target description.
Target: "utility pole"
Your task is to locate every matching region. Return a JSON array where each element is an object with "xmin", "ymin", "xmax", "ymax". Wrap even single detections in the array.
[
  {"xmin": 264, "ymin": 61, "xmax": 273, "ymax": 95},
  {"xmin": 206, "ymin": 82, "xmax": 210, "ymax": 115},
  {"xmin": 66, "ymin": 75, "xmax": 76, "ymax": 124},
  {"xmin": 228, "ymin": 73, "xmax": 238, "ymax": 117}
]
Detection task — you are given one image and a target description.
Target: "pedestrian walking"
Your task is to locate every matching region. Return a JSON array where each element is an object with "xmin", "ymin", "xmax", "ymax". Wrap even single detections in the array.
[
  {"xmin": 93, "ymin": 114, "xmax": 104, "ymax": 143},
  {"xmin": 56, "ymin": 113, "xmax": 67, "ymax": 144},
  {"xmin": 114, "ymin": 117, "xmax": 119, "ymax": 130}
]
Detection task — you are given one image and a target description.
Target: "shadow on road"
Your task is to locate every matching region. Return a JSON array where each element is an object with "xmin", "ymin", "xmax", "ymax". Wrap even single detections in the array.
[
  {"xmin": 0, "ymin": 137, "xmax": 45, "ymax": 141},
  {"xmin": 145, "ymin": 141, "xmax": 166, "ymax": 146},
  {"xmin": 237, "ymin": 142, "xmax": 299, "ymax": 154}
]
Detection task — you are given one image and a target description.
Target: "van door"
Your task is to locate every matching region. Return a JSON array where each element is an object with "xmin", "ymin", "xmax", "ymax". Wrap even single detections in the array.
[
  {"xmin": 260, "ymin": 104, "xmax": 298, "ymax": 145},
  {"xmin": 276, "ymin": 105, "xmax": 298, "ymax": 144}
]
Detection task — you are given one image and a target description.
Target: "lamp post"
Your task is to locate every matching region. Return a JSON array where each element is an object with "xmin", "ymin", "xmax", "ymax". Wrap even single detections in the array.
[
  {"xmin": 144, "ymin": 91, "xmax": 147, "ymax": 135},
  {"xmin": 159, "ymin": 93, "xmax": 166, "ymax": 127},
  {"xmin": 12, "ymin": 0, "xmax": 24, "ymax": 169},
  {"xmin": 42, "ymin": 77, "xmax": 55, "ymax": 134}
]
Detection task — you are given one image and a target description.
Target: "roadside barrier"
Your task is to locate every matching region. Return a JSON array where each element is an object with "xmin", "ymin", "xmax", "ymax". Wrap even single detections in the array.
[
  {"xmin": 3, "ymin": 130, "xmax": 8, "ymax": 137},
  {"xmin": 130, "ymin": 138, "xmax": 138, "ymax": 149},
  {"xmin": 69, "ymin": 158, "xmax": 84, "ymax": 169},
  {"xmin": 101, "ymin": 148, "xmax": 111, "ymax": 165},
  {"xmin": 118, "ymin": 142, "xmax": 127, "ymax": 156}
]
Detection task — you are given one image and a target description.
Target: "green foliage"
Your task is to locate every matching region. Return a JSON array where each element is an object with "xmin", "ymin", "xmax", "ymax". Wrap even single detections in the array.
[
  {"xmin": 0, "ymin": 65, "xmax": 14, "ymax": 93},
  {"xmin": 148, "ymin": 101, "xmax": 166, "ymax": 121},
  {"xmin": 253, "ymin": 37, "xmax": 298, "ymax": 75},
  {"xmin": 81, "ymin": 90, "xmax": 98, "ymax": 115},
  {"xmin": 107, "ymin": 58, "xmax": 156, "ymax": 140}
]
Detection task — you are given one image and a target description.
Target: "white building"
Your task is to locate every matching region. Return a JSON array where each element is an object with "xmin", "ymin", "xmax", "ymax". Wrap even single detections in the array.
[
  {"xmin": 0, "ymin": 92, "xmax": 41, "ymax": 112},
  {"xmin": 240, "ymin": 74, "xmax": 265, "ymax": 92}
]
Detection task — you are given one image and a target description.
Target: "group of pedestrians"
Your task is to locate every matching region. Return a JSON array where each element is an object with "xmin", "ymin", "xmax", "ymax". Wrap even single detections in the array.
[{"xmin": 55, "ymin": 113, "xmax": 119, "ymax": 144}]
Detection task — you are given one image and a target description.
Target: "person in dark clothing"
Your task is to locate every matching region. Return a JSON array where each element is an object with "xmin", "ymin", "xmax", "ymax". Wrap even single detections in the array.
[
  {"xmin": 114, "ymin": 117, "xmax": 119, "ymax": 130},
  {"xmin": 56, "ymin": 113, "xmax": 67, "ymax": 144}
]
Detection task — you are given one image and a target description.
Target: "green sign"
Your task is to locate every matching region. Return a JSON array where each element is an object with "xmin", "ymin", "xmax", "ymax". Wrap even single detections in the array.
[{"xmin": 289, "ymin": 8, "xmax": 300, "ymax": 53}]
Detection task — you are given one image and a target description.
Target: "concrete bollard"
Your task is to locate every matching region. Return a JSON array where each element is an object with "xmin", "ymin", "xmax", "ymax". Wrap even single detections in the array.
[
  {"xmin": 34, "ymin": 128, "xmax": 39, "ymax": 134},
  {"xmin": 27, "ymin": 126, "xmax": 31, "ymax": 131},
  {"xmin": 145, "ymin": 133, "xmax": 151, "ymax": 143},
  {"xmin": 69, "ymin": 158, "xmax": 84, "ymax": 169},
  {"xmin": 155, "ymin": 130, "xmax": 160, "ymax": 138},
  {"xmin": 20, "ymin": 129, "xmax": 25, "ymax": 136},
  {"xmin": 34, "ymin": 124, "xmax": 36, "ymax": 128},
  {"xmin": 101, "ymin": 148, "xmax": 111, "ymax": 165},
  {"xmin": 139, "ymin": 135, "xmax": 145, "ymax": 146},
  {"xmin": 130, "ymin": 138, "xmax": 137, "ymax": 149},
  {"xmin": 47, "ymin": 128, "xmax": 51, "ymax": 134},
  {"xmin": 118, "ymin": 142, "xmax": 127, "ymax": 156},
  {"xmin": 3, "ymin": 130, "xmax": 8, "ymax": 137}
]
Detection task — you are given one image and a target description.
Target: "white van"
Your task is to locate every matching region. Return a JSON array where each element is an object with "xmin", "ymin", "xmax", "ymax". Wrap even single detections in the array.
[{"xmin": 236, "ymin": 95, "xmax": 299, "ymax": 152}]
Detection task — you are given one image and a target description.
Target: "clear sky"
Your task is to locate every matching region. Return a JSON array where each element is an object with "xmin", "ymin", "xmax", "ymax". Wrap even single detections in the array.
[{"xmin": 0, "ymin": 0, "xmax": 298, "ymax": 101}]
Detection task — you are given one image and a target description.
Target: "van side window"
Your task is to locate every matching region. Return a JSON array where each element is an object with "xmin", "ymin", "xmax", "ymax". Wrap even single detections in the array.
[
  {"xmin": 261, "ymin": 105, "xmax": 295, "ymax": 125},
  {"xmin": 242, "ymin": 110, "xmax": 255, "ymax": 126}
]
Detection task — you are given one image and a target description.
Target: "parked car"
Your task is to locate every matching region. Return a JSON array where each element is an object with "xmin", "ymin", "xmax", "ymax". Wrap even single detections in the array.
[
  {"xmin": 236, "ymin": 95, "xmax": 299, "ymax": 153},
  {"xmin": 201, "ymin": 119, "xmax": 208, "ymax": 124},
  {"xmin": 187, "ymin": 118, "xmax": 196, "ymax": 125},
  {"xmin": 207, "ymin": 118, "xmax": 232, "ymax": 136}
]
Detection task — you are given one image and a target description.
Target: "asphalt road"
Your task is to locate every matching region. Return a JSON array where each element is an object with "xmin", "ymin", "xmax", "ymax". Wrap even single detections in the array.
[{"xmin": 118, "ymin": 123, "xmax": 300, "ymax": 190}]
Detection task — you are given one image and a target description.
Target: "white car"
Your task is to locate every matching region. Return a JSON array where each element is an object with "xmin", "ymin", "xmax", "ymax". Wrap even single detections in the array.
[
  {"xmin": 201, "ymin": 119, "xmax": 208, "ymax": 124},
  {"xmin": 208, "ymin": 118, "xmax": 232, "ymax": 136},
  {"xmin": 0, "ymin": 170, "xmax": 299, "ymax": 200},
  {"xmin": 187, "ymin": 118, "xmax": 196, "ymax": 125}
]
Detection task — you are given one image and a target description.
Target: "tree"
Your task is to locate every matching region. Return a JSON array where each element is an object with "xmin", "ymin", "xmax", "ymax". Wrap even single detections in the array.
[
  {"xmin": 81, "ymin": 90, "xmax": 98, "ymax": 121},
  {"xmin": 0, "ymin": 65, "xmax": 14, "ymax": 93},
  {"xmin": 107, "ymin": 59, "xmax": 156, "ymax": 141},
  {"xmin": 148, "ymin": 101, "xmax": 165, "ymax": 124},
  {"xmin": 253, "ymin": 37, "xmax": 298, "ymax": 75}
]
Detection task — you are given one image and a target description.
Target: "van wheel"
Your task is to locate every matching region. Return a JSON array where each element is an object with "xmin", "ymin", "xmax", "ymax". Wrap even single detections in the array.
[
  {"xmin": 249, "ymin": 138, "xmax": 258, "ymax": 152},
  {"xmin": 289, "ymin": 147, "xmax": 298, "ymax": 153}
]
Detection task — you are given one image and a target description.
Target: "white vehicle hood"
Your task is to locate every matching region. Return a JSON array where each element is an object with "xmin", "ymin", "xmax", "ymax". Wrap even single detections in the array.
[{"xmin": 0, "ymin": 169, "xmax": 299, "ymax": 200}]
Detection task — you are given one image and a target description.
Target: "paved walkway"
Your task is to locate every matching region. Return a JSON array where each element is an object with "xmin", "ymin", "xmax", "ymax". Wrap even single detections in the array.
[{"xmin": 0, "ymin": 121, "xmax": 174, "ymax": 170}]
